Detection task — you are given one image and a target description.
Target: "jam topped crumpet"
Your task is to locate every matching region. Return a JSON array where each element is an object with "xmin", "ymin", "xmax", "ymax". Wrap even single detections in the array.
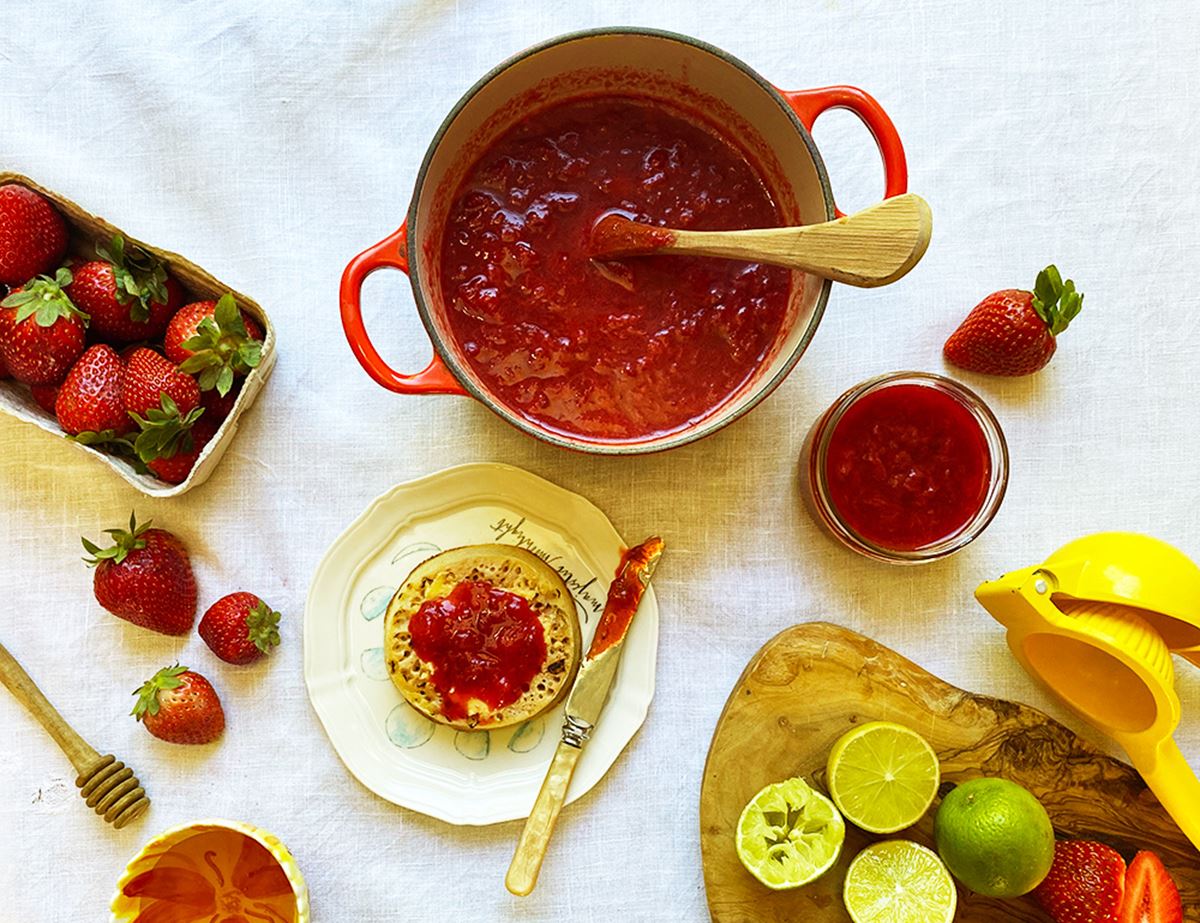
[{"xmin": 384, "ymin": 545, "xmax": 581, "ymax": 730}]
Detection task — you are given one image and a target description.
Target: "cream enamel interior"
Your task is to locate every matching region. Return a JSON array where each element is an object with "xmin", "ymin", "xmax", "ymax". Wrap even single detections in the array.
[{"xmin": 407, "ymin": 30, "xmax": 832, "ymax": 451}]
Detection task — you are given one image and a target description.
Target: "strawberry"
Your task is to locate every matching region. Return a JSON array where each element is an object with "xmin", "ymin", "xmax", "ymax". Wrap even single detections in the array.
[
  {"xmin": 944, "ymin": 265, "xmax": 1083, "ymax": 376},
  {"xmin": 199, "ymin": 592, "xmax": 282, "ymax": 664},
  {"xmin": 29, "ymin": 383, "xmax": 59, "ymax": 413},
  {"xmin": 165, "ymin": 294, "xmax": 264, "ymax": 396},
  {"xmin": 121, "ymin": 346, "xmax": 200, "ymax": 417},
  {"xmin": 131, "ymin": 665, "xmax": 224, "ymax": 745},
  {"xmin": 54, "ymin": 344, "xmax": 132, "ymax": 436},
  {"xmin": 0, "ymin": 184, "xmax": 68, "ymax": 286},
  {"xmin": 65, "ymin": 235, "xmax": 183, "ymax": 343},
  {"xmin": 1035, "ymin": 840, "xmax": 1126, "ymax": 923},
  {"xmin": 0, "ymin": 268, "xmax": 89, "ymax": 384},
  {"xmin": 0, "ymin": 352, "xmax": 10, "ymax": 379},
  {"xmin": 199, "ymin": 380, "xmax": 240, "ymax": 424},
  {"xmin": 82, "ymin": 513, "xmax": 197, "ymax": 635},
  {"xmin": 145, "ymin": 413, "xmax": 217, "ymax": 484},
  {"xmin": 1120, "ymin": 851, "xmax": 1183, "ymax": 923}
]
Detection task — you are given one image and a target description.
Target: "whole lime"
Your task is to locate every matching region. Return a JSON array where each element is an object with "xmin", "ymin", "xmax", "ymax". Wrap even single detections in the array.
[{"xmin": 933, "ymin": 777, "xmax": 1055, "ymax": 898}]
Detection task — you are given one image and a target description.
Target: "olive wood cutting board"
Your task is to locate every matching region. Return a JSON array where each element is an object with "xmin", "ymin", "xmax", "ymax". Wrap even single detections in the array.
[{"xmin": 700, "ymin": 622, "xmax": 1200, "ymax": 922}]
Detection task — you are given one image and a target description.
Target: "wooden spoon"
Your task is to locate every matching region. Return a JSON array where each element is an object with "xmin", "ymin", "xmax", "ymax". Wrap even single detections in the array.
[
  {"xmin": 589, "ymin": 192, "xmax": 932, "ymax": 288},
  {"xmin": 0, "ymin": 641, "xmax": 150, "ymax": 828}
]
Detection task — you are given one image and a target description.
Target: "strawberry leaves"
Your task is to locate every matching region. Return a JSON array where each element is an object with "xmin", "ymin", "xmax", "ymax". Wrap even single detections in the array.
[
  {"xmin": 177, "ymin": 294, "xmax": 263, "ymax": 396},
  {"xmin": 1032, "ymin": 265, "xmax": 1084, "ymax": 336},
  {"xmin": 82, "ymin": 511, "xmax": 151, "ymax": 566},
  {"xmin": 97, "ymin": 235, "xmax": 170, "ymax": 323},
  {"xmin": 247, "ymin": 600, "xmax": 283, "ymax": 654},
  {"xmin": 131, "ymin": 664, "xmax": 188, "ymax": 719},
  {"xmin": 127, "ymin": 393, "xmax": 205, "ymax": 463},
  {"xmin": 1, "ymin": 268, "xmax": 89, "ymax": 326}
]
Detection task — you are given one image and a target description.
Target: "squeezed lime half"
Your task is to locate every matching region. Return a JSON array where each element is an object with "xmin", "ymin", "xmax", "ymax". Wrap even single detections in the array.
[{"xmin": 735, "ymin": 777, "xmax": 846, "ymax": 890}]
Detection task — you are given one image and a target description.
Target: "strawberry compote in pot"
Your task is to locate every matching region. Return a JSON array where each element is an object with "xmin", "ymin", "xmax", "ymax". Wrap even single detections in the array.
[{"xmin": 439, "ymin": 95, "xmax": 790, "ymax": 442}]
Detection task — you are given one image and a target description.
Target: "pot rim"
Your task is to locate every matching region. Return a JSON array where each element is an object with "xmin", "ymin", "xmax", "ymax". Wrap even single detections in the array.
[{"xmin": 406, "ymin": 26, "xmax": 835, "ymax": 455}]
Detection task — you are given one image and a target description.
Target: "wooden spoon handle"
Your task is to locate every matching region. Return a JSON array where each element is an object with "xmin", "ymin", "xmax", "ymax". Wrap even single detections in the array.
[
  {"xmin": 669, "ymin": 192, "xmax": 932, "ymax": 288},
  {"xmin": 0, "ymin": 641, "xmax": 100, "ymax": 773}
]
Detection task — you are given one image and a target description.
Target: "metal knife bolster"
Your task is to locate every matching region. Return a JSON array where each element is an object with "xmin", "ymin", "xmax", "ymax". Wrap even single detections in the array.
[{"xmin": 560, "ymin": 643, "xmax": 623, "ymax": 747}]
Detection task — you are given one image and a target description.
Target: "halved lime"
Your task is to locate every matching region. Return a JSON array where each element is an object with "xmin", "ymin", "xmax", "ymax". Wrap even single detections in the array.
[
  {"xmin": 735, "ymin": 777, "xmax": 845, "ymax": 890},
  {"xmin": 827, "ymin": 721, "xmax": 941, "ymax": 834},
  {"xmin": 843, "ymin": 840, "xmax": 957, "ymax": 923}
]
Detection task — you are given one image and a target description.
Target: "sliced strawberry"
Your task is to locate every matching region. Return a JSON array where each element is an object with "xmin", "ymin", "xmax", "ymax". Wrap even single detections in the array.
[{"xmin": 1119, "ymin": 851, "xmax": 1183, "ymax": 923}]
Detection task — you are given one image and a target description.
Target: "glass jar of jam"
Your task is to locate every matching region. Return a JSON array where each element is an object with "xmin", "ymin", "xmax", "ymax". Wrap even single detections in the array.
[{"xmin": 799, "ymin": 371, "xmax": 1008, "ymax": 564}]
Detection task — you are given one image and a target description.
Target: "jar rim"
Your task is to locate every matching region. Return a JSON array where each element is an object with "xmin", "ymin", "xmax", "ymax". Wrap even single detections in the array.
[{"xmin": 806, "ymin": 371, "xmax": 1009, "ymax": 564}]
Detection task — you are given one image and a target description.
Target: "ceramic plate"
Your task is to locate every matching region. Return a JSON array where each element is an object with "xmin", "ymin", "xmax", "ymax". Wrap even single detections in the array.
[{"xmin": 304, "ymin": 462, "xmax": 659, "ymax": 825}]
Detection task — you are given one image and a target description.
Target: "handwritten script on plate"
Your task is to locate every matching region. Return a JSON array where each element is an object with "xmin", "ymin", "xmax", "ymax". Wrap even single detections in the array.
[{"xmin": 488, "ymin": 515, "xmax": 604, "ymax": 618}]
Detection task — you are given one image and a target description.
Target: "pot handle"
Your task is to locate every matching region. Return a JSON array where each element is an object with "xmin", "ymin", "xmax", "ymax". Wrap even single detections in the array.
[
  {"xmin": 339, "ymin": 221, "xmax": 466, "ymax": 395},
  {"xmin": 780, "ymin": 86, "xmax": 908, "ymax": 217}
]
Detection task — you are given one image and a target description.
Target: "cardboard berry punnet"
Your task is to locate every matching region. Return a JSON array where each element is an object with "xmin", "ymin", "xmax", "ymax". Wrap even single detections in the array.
[{"xmin": 0, "ymin": 172, "xmax": 276, "ymax": 496}]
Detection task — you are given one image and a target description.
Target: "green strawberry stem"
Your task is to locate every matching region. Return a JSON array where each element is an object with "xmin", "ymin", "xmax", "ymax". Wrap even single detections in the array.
[
  {"xmin": 177, "ymin": 293, "xmax": 262, "ymax": 396},
  {"xmin": 82, "ymin": 511, "xmax": 150, "ymax": 566},
  {"xmin": 127, "ymin": 394, "xmax": 204, "ymax": 463},
  {"xmin": 131, "ymin": 664, "xmax": 188, "ymax": 719},
  {"xmin": 1032, "ymin": 265, "xmax": 1084, "ymax": 336},
  {"xmin": 97, "ymin": 234, "xmax": 170, "ymax": 322},
  {"xmin": 1, "ymin": 268, "xmax": 89, "ymax": 326},
  {"xmin": 247, "ymin": 601, "xmax": 283, "ymax": 654}
]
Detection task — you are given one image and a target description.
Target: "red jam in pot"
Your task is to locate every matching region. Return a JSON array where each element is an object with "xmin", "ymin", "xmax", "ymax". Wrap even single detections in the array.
[
  {"xmin": 823, "ymin": 383, "xmax": 992, "ymax": 551},
  {"xmin": 408, "ymin": 579, "xmax": 546, "ymax": 720},
  {"xmin": 440, "ymin": 95, "xmax": 790, "ymax": 441}
]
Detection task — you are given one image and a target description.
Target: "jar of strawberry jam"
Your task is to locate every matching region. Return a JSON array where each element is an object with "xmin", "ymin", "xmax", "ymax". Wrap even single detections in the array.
[{"xmin": 799, "ymin": 372, "xmax": 1008, "ymax": 563}]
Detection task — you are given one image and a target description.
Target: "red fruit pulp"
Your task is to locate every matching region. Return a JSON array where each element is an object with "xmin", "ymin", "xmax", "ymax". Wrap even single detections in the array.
[
  {"xmin": 823, "ymin": 383, "xmax": 992, "ymax": 551},
  {"xmin": 1120, "ymin": 851, "xmax": 1183, "ymax": 923},
  {"xmin": 408, "ymin": 579, "xmax": 547, "ymax": 721},
  {"xmin": 440, "ymin": 95, "xmax": 789, "ymax": 442}
]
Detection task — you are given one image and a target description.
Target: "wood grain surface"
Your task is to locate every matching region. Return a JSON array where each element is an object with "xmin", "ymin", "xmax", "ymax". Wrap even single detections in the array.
[{"xmin": 700, "ymin": 622, "xmax": 1199, "ymax": 922}]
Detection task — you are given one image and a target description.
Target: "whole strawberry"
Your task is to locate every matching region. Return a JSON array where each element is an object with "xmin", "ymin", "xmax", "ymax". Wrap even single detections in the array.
[
  {"xmin": 145, "ymin": 413, "xmax": 217, "ymax": 484},
  {"xmin": 165, "ymin": 294, "xmax": 264, "ymax": 396},
  {"xmin": 0, "ymin": 184, "xmax": 68, "ymax": 286},
  {"xmin": 0, "ymin": 353, "xmax": 10, "ymax": 379},
  {"xmin": 65, "ymin": 235, "xmax": 183, "ymax": 343},
  {"xmin": 944, "ymin": 265, "xmax": 1083, "ymax": 376},
  {"xmin": 83, "ymin": 513, "xmax": 197, "ymax": 635},
  {"xmin": 1120, "ymin": 851, "xmax": 1183, "ymax": 923},
  {"xmin": 55, "ymin": 344, "xmax": 132, "ymax": 436},
  {"xmin": 1035, "ymin": 839, "xmax": 1126, "ymax": 923},
  {"xmin": 122, "ymin": 346, "xmax": 205, "ymax": 470},
  {"xmin": 0, "ymin": 268, "xmax": 88, "ymax": 384},
  {"xmin": 29, "ymin": 383, "xmax": 59, "ymax": 413},
  {"xmin": 199, "ymin": 592, "xmax": 282, "ymax": 664},
  {"xmin": 131, "ymin": 665, "xmax": 224, "ymax": 745}
]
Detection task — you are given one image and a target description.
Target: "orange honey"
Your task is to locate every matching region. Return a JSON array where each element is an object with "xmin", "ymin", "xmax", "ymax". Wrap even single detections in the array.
[{"xmin": 119, "ymin": 826, "xmax": 298, "ymax": 923}]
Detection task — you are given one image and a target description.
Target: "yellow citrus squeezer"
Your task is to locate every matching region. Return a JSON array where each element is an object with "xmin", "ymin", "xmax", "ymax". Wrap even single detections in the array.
[{"xmin": 976, "ymin": 532, "xmax": 1200, "ymax": 852}]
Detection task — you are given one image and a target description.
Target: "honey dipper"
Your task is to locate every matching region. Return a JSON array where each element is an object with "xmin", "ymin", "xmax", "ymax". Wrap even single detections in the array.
[{"xmin": 0, "ymin": 641, "xmax": 149, "ymax": 828}]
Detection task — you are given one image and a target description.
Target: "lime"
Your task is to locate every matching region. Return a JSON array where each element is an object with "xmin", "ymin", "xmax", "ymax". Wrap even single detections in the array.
[
  {"xmin": 735, "ymin": 777, "xmax": 846, "ymax": 889},
  {"xmin": 843, "ymin": 840, "xmax": 957, "ymax": 923},
  {"xmin": 827, "ymin": 721, "xmax": 940, "ymax": 834},
  {"xmin": 933, "ymin": 777, "xmax": 1055, "ymax": 897}
]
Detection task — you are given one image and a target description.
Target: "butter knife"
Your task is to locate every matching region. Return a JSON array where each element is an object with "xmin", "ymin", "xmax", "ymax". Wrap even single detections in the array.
[{"xmin": 505, "ymin": 535, "xmax": 664, "ymax": 896}]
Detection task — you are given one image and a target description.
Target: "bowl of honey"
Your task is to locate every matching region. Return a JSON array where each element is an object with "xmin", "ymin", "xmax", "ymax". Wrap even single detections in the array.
[{"xmin": 110, "ymin": 818, "xmax": 309, "ymax": 923}]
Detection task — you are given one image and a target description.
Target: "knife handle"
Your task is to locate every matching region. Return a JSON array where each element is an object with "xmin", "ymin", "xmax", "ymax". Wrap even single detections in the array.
[{"xmin": 506, "ymin": 740, "xmax": 582, "ymax": 896}]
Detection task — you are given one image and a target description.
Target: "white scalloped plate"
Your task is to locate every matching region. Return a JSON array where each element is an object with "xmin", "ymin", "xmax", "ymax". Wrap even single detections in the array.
[{"xmin": 303, "ymin": 462, "xmax": 659, "ymax": 825}]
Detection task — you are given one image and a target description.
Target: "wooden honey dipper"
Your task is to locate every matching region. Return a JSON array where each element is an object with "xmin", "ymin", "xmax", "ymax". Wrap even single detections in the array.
[{"xmin": 0, "ymin": 641, "xmax": 150, "ymax": 828}]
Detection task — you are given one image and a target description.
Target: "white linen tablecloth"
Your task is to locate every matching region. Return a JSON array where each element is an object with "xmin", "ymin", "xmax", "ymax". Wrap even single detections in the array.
[{"xmin": 2, "ymin": 2, "xmax": 1199, "ymax": 919}]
